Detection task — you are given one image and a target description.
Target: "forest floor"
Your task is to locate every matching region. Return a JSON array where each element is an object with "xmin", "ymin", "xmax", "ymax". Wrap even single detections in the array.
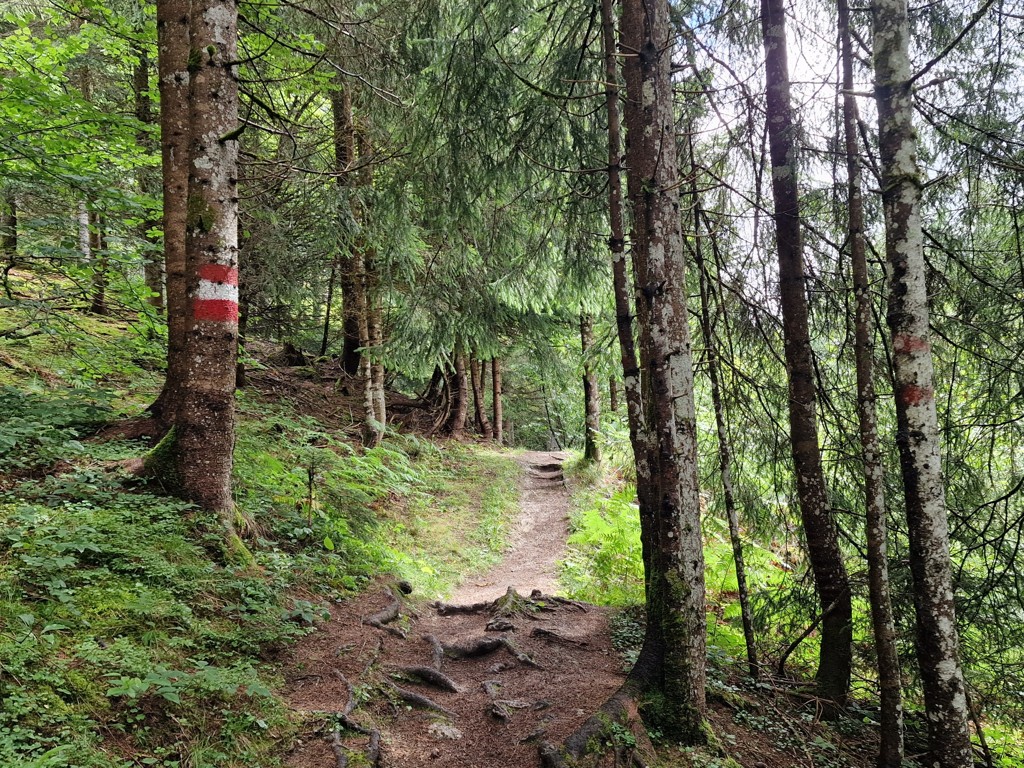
[{"xmin": 276, "ymin": 449, "xmax": 867, "ymax": 768}]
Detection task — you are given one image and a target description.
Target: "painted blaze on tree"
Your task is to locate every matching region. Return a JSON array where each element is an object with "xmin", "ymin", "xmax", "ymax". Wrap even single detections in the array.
[{"xmin": 148, "ymin": 0, "xmax": 242, "ymax": 532}]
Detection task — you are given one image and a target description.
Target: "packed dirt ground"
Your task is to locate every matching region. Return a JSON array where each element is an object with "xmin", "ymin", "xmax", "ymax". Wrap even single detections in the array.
[{"xmin": 277, "ymin": 450, "xmax": 879, "ymax": 768}]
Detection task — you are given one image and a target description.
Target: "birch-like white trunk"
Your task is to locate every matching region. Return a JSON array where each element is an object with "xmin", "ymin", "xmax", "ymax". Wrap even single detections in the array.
[{"xmin": 872, "ymin": 0, "xmax": 972, "ymax": 764}]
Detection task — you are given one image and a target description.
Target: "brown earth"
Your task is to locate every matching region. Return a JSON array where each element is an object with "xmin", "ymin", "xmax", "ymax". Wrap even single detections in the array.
[
  {"xmin": 281, "ymin": 451, "xmax": 630, "ymax": 768},
  {"xmin": 278, "ymin": 447, "xmax": 877, "ymax": 768}
]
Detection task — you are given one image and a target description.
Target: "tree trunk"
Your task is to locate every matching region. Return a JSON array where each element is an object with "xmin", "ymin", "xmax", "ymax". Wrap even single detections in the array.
[
  {"xmin": 872, "ymin": 0, "xmax": 972, "ymax": 763},
  {"xmin": 134, "ymin": 45, "xmax": 164, "ymax": 312},
  {"xmin": 608, "ymin": 376, "xmax": 618, "ymax": 412},
  {"xmin": 357, "ymin": 250, "xmax": 379, "ymax": 447},
  {"xmin": 169, "ymin": 0, "xmax": 240, "ymax": 519},
  {"xmin": 2, "ymin": 194, "xmax": 17, "ymax": 299},
  {"xmin": 369, "ymin": 296, "xmax": 386, "ymax": 433},
  {"xmin": 88, "ymin": 212, "xmax": 109, "ymax": 315},
  {"xmin": 470, "ymin": 354, "xmax": 493, "ymax": 439},
  {"xmin": 150, "ymin": 0, "xmax": 192, "ymax": 427},
  {"xmin": 602, "ymin": 0, "xmax": 654, "ymax": 586},
  {"xmin": 444, "ymin": 349, "xmax": 469, "ymax": 437},
  {"xmin": 690, "ymin": 181, "xmax": 759, "ymax": 680},
  {"xmin": 319, "ymin": 257, "xmax": 336, "ymax": 358},
  {"xmin": 760, "ymin": 0, "xmax": 852, "ymax": 706},
  {"xmin": 621, "ymin": 0, "xmax": 708, "ymax": 742},
  {"xmin": 580, "ymin": 313, "xmax": 601, "ymax": 463},
  {"xmin": 491, "ymin": 357, "xmax": 503, "ymax": 444},
  {"xmin": 330, "ymin": 81, "xmax": 361, "ymax": 376},
  {"xmin": 840, "ymin": 0, "xmax": 904, "ymax": 761}
]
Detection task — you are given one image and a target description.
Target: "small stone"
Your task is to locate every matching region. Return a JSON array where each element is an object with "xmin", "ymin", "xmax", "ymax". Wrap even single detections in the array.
[
  {"xmin": 430, "ymin": 748, "xmax": 441, "ymax": 759},
  {"xmin": 427, "ymin": 723, "xmax": 463, "ymax": 740}
]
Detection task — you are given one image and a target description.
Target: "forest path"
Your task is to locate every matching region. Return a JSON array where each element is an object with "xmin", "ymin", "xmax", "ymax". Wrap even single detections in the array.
[
  {"xmin": 283, "ymin": 450, "xmax": 627, "ymax": 768},
  {"xmin": 448, "ymin": 449, "xmax": 571, "ymax": 605}
]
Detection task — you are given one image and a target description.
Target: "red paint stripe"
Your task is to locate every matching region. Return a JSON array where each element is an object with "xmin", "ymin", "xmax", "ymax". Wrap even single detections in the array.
[
  {"xmin": 194, "ymin": 299, "xmax": 239, "ymax": 323},
  {"xmin": 900, "ymin": 384, "xmax": 933, "ymax": 407},
  {"xmin": 198, "ymin": 264, "xmax": 239, "ymax": 286},
  {"xmin": 893, "ymin": 333, "xmax": 929, "ymax": 354}
]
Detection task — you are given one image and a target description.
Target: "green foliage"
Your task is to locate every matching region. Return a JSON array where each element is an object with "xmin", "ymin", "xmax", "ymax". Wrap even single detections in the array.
[{"xmin": 0, "ymin": 386, "xmax": 111, "ymax": 468}]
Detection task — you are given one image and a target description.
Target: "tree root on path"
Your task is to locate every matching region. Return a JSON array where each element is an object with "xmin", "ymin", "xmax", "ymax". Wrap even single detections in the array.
[
  {"xmin": 438, "ymin": 635, "xmax": 543, "ymax": 668},
  {"xmin": 423, "ymin": 634, "xmax": 445, "ymax": 669},
  {"xmin": 435, "ymin": 586, "xmax": 584, "ymax": 619},
  {"xmin": 363, "ymin": 588, "xmax": 406, "ymax": 637},
  {"xmin": 391, "ymin": 665, "xmax": 461, "ymax": 692},
  {"xmin": 538, "ymin": 683, "xmax": 654, "ymax": 768},
  {"xmin": 389, "ymin": 682, "xmax": 455, "ymax": 716},
  {"xmin": 529, "ymin": 627, "xmax": 589, "ymax": 648},
  {"xmin": 326, "ymin": 671, "xmax": 382, "ymax": 768}
]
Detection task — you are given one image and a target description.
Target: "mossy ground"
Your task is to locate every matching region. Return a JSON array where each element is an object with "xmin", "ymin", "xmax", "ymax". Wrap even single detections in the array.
[{"xmin": 0, "ymin": 297, "xmax": 521, "ymax": 767}]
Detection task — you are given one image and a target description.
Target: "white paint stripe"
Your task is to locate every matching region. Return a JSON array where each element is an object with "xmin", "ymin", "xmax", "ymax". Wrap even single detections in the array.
[{"xmin": 197, "ymin": 279, "xmax": 239, "ymax": 303}]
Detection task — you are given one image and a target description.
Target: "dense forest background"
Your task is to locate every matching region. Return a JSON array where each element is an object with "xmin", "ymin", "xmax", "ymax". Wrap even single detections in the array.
[{"xmin": 2, "ymin": 0, "xmax": 1024, "ymax": 766}]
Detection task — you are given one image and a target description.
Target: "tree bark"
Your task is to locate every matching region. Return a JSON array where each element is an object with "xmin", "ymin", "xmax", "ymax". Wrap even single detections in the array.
[
  {"xmin": 470, "ymin": 354, "xmax": 493, "ymax": 439},
  {"xmin": 151, "ymin": 0, "xmax": 192, "ymax": 427},
  {"xmin": 491, "ymin": 357, "xmax": 503, "ymax": 444},
  {"xmin": 134, "ymin": 45, "xmax": 164, "ymax": 312},
  {"xmin": 1, "ymin": 193, "xmax": 15, "ymax": 300},
  {"xmin": 580, "ymin": 313, "xmax": 601, "ymax": 463},
  {"xmin": 872, "ymin": 0, "xmax": 973, "ymax": 763},
  {"xmin": 330, "ymin": 81, "xmax": 361, "ymax": 375},
  {"xmin": 88, "ymin": 212, "xmax": 109, "ymax": 315},
  {"xmin": 172, "ymin": 0, "xmax": 240, "ymax": 517},
  {"xmin": 603, "ymin": 0, "xmax": 659, "ymax": 699},
  {"xmin": 840, "ymin": 0, "xmax": 903, "ymax": 762},
  {"xmin": 760, "ymin": 0, "xmax": 852, "ymax": 706},
  {"xmin": 444, "ymin": 349, "xmax": 469, "ymax": 437},
  {"xmin": 621, "ymin": 0, "xmax": 708, "ymax": 742},
  {"xmin": 608, "ymin": 376, "xmax": 618, "ymax": 412}
]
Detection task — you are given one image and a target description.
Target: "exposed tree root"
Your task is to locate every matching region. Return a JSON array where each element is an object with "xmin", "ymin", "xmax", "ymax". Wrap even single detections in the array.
[
  {"xmin": 528, "ymin": 589, "xmax": 588, "ymax": 612},
  {"xmin": 433, "ymin": 598, "xmax": 494, "ymax": 616},
  {"xmin": 363, "ymin": 588, "xmax": 406, "ymax": 637},
  {"xmin": 441, "ymin": 636, "xmax": 505, "ymax": 659},
  {"xmin": 435, "ymin": 587, "xmax": 584, "ymax": 621},
  {"xmin": 326, "ymin": 671, "xmax": 382, "ymax": 768},
  {"xmin": 538, "ymin": 683, "xmax": 654, "ymax": 768},
  {"xmin": 389, "ymin": 682, "xmax": 455, "ymax": 716},
  {"xmin": 391, "ymin": 665, "xmax": 460, "ymax": 692},
  {"xmin": 330, "ymin": 730, "xmax": 349, "ymax": 768},
  {"xmin": 423, "ymin": 634, "xmax": 445, "ymax": 669},
  {"xmin": 530, "ymin": 627, "xmax": 589, "ymax": 648}
]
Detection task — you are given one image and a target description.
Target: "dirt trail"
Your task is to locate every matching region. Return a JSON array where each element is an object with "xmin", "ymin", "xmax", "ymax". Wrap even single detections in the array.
[
  {"xmin": 283, "ymin": 451, "xmax": 626, "ymax": 768},
  {"xmin": 448, "ymin": 450, "xmax": 571, "ymax": 604}
]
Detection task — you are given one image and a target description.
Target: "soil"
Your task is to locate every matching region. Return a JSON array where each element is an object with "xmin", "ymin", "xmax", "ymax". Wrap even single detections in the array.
[
  {"xmin": 281, "ymin": 451, "xmax": 633, "ymax": 768},
  {"xmin": 279, "ymin": 447, "xmax": 877, "ymax": 768}
]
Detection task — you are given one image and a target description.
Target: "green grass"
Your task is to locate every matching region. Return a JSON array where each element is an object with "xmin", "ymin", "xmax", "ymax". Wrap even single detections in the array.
[{"xmin": 0, "ymin": 303, "xmax": 523, "ymax": 766}]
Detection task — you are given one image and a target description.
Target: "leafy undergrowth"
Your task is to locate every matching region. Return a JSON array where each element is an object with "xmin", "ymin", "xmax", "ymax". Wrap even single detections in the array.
[
  {"xmin": 0, "ymin": 306, "xmax": 521, "ymax": 767},
  {"xmin": 563, "ymin": 464, "xmax": 1024, "ymax": 767}
]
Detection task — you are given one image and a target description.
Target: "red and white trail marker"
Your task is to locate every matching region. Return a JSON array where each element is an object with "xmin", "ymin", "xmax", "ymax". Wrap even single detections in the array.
[{"xmin": 193, "ymin": 264, "xmax": 239, "ymax": 323}]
